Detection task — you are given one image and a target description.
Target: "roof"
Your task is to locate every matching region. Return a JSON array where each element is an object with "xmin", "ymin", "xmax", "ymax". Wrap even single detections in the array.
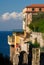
[{"xmin": 26, "ymin": 4, "xmax": 44, "ymax": 8}]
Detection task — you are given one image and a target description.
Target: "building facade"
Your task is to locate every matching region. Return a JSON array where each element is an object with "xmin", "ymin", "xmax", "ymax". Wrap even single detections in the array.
[
  {"xmin": 23, "ymin": 4, "xmax": 44, "ymax": 47},
  {"xmin": 23, "ymin": 4, "xmax": 44, "ymax": 13},
  {"xmin": 29, "ymin": 32, "xmax": 44, "ymax": 47},
  {"xmin": 8, "ymin": 4, "xmax": 44, "ymax": 65},
  {"xmin": 23, "ymin": 4, "xmax": 44, "ymax": 26}
]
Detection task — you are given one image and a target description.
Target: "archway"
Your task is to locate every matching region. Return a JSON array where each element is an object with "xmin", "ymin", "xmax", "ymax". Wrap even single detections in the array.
[{"xmin": 18, "ymin": 51, "xmax": 28, "ymax": 65}]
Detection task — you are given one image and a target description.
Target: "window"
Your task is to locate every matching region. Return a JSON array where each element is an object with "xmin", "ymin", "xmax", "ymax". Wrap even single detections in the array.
[
  {"xmin": 32, "ymin": 8, "xmax": 34, "ymax": 11},
  {"xmin": 11, "ymin": 45, "xmax": 14, "ymax": 47},
  {"xmin": 39, "ymin": 8, "xmax": 41, "ymax": 11}
]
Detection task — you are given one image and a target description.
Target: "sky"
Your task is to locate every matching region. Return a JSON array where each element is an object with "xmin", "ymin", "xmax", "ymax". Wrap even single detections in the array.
[{"xmin": 0, "ymin": 0, "xmax": 44, "ymax": 31}]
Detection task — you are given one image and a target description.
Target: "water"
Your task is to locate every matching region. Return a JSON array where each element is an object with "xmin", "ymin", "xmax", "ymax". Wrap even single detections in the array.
[{"xmin": 0, "ymin": 31, "xmax": 12, "ymax": 56}]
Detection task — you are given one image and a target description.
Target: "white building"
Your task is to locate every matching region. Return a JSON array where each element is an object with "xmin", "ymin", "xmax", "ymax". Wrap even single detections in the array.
[{"xmin": 30, "ymin": 32, "xmax": 44, "ymax": 47}]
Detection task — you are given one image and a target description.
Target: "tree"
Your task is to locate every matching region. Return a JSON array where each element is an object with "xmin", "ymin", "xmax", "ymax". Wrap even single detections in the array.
[{"xmin": 29, "ymin": 12, "xmax": 44, "ymax": 33}]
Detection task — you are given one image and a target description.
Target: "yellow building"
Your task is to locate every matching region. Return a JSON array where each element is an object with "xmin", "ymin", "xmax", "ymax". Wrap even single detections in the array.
[{"xmin": 8, "ymin": 30, "xmax": 30, "ymax": 65}]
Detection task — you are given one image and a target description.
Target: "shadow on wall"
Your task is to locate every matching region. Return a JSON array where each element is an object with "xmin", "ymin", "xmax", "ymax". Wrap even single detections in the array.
[
  {"xmin": 40, "ymin": 53, "xmax": 44, "ymax": 65},
  {"xmin": 18, "ymin": 44, "xmax": 33, "ymax": 65},
  {"xmin": 18, "ymin": 51, "xmax": 28, "ymax": 65},
  {"xmin": 18, "ymin": 43, "xmax": 44, "ymax": 65}
]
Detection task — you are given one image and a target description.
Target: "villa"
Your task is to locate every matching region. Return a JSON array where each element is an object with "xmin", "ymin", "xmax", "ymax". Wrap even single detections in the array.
[{"xmin": 8, "ymin": 4, "xmax": 44, "ymax": 65}]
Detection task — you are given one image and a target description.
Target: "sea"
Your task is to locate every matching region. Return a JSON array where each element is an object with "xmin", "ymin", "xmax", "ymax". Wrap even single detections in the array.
[{"xmin": 0, "ymin": 31, "xmax": 13, "ymax": 56}]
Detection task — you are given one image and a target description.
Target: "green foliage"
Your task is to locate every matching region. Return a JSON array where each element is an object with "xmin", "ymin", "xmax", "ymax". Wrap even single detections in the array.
[
  {"xmin": 33, "ymin": 38, "xmax": 40, "ymax": 48},
  {"xmin": 40, "ymin": 47, "xmax": 44, "ymax": 51},
  {"xmin": 29, "ymin": 12, "xmax": 44, "ymax": 33},
  {"xmin": 28, "ymin": 39, "xmax": 40, "ymax": 48}
]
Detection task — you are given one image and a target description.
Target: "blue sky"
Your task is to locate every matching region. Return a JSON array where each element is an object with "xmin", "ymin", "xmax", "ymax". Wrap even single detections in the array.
[
  {"xmin": 0, "ymin": 0, "xmax": 44, "ymax": 14},
  {"xmin": 0, "ymin": 0, "xmax": 31, "ymax": 14},
  {"xmin": 0, "ymin": 0, "xmax": 44, "ymax": 31}
]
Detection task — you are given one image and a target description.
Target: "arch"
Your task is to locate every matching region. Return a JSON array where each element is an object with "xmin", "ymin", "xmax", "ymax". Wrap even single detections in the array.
[{"xmin": 19, "ymin": 51, "xmax": 28, "ymax": 65}]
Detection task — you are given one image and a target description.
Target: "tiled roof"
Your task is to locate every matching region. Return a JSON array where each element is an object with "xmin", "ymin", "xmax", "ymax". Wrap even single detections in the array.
[{"xmin": 26, "ymin": 4, "xmax": 44, "ymax": 8}]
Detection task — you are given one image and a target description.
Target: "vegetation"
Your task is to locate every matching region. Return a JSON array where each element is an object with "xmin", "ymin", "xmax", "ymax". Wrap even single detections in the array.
[
  {"xmin": 32, "ymin": 38, "xmax": 40, "ymax": 48},
  {"xmin": 29, "ymin": 12, "xmax": 44, "ymax": 33},
  {"xmin": 40, "ymin": 47, "xmax": 44, "ymax": 52},
  {"xmin": 29, "ymin": 38, "xmax": 40, "ymax": 48}
]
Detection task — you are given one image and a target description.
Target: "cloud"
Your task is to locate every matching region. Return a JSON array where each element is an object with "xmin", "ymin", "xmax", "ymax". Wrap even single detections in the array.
[
  {"xmin": 1, "ymin": 12, "xmax": 23, "ymax": 20},
  {"xmin": 2, "ymin": 12, "xmax": 10, "ymax": 20},
  {"xmin": 0, "ymin": 12, "xmax": 23, "ymax": 31}
]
